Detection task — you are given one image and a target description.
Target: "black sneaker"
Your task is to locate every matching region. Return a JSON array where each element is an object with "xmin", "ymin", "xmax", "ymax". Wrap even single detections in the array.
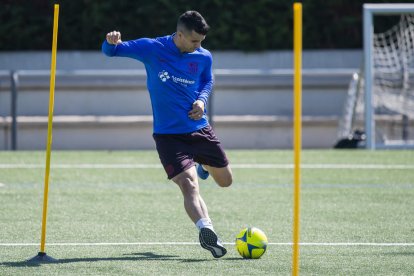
[{"xmin": 199, "ymin": 228, "xmax": 227, "ymax": 258}]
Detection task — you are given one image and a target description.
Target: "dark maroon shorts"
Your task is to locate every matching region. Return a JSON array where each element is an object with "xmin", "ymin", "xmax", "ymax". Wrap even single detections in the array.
[{"xmin": 153, "ymin": 125, "xmax": 229, "ymax": 179}]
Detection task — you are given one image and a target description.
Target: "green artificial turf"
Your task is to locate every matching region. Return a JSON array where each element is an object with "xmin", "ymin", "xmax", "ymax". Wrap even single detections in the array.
[{"xmin": 0, "ymin": 150, "xmax": 413, "ymax": 275}]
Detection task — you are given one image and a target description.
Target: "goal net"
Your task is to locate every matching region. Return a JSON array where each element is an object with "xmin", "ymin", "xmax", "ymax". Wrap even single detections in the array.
[
  {"xmin": 371, "ymin": 14, "xmax": 414, "ymax": 116},
  {"xmin": 360, "ymin": 4, "xmax": 414, "ymax": 149}
]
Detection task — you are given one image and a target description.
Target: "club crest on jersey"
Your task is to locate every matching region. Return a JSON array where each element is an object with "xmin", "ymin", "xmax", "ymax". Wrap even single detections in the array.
[{"xmin": 188, "ymin": 62, "xmax": 198, "ymax": 74}]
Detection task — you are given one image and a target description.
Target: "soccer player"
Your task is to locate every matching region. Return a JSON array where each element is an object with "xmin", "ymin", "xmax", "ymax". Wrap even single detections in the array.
[{"xmin": 102, "ymin": 11, "xmax": 233, "ymax": 258}]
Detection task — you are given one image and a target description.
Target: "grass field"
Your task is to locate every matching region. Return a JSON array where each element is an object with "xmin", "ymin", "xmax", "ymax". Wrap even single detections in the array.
[{"xmin": 0, "ymin": 150, "xmax": 413, "ymax": 275}]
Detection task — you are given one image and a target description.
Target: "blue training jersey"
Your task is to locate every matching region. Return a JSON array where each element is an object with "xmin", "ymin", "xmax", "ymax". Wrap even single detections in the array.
[{"xmin": 102, "ymin": 34, "xmax": 213, "ymax": 134}]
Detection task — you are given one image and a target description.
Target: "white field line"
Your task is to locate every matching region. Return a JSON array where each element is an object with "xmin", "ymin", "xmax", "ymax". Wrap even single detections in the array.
[
  {"xmin": 0, "ymin": 183, "xmax": 5, "ymax": 187},
  {"xmin": 1, "ymin": 242, "xmax": 414, "ymax": 247},
  {"xmin": 0, "ymin": 164, "xmax": 413, "ymax": 169}
]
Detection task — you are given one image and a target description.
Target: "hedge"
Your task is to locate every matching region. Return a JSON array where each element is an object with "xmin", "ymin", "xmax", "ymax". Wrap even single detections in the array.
[{"xmin": 0, "ymin": 0, "xmax": 412, "ymax": 51}]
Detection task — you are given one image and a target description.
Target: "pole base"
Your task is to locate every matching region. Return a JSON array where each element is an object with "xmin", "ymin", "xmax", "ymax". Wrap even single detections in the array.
[{"xmin": 27, "ymin": 252, "xmax": 58, "ymax": 263}]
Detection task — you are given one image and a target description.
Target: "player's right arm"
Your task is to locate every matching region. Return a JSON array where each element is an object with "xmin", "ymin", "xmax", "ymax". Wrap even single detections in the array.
[{"xmin": 102, "ymin": 30, "xmax": 152, "ymax": 62}]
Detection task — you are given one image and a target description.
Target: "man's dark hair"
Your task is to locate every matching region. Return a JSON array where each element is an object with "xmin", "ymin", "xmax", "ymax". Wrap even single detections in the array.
[{"xmin": 177, "ymin": 11, "xmax": 210, "ymax": 35}]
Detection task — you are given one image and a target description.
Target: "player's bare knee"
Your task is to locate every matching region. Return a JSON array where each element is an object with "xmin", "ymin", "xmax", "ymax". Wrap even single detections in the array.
[
  {"xmin": 174, "ymin": 177, "xmax": 199, "ymax": 196},
  {"xmin": 217, "ymin": 174, "xmax": 232, "ymax": 187}
]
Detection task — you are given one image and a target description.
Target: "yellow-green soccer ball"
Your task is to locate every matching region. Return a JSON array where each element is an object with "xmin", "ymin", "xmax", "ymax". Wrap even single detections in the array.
[{"xmin": 235, "ymin": 227, "xmax": 268, "ymax": 259}]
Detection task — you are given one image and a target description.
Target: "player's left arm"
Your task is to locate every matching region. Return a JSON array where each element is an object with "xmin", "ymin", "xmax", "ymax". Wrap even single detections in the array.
[
  {"xmin": 197, "ymin": 53, "xmax": 214, "ymax": 107},
  {"xmin": 188, "ymin": 54, "xmax": 214, "ymax": 120}
]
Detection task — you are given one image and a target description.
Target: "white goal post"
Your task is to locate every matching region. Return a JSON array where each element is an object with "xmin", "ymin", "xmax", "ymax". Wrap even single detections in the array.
[{"xmin": 363, "ymin": 3, "xmax": 414, "ymax": 149}]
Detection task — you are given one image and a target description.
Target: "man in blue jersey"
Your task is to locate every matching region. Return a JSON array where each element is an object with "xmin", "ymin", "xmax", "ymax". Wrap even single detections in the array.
[{"xmin": 102, "ymin": 11, "xmax": 232, "ymax": 258}]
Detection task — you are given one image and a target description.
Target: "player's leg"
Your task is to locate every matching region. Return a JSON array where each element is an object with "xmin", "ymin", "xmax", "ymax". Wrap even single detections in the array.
[
  {"xmin": 172, "ymin": 166, "xmax": 207, "ymax": 223},
  {"xmin": 153, "ymin": 133, "xmax": 208, "ymax": 223},
  {"xmin": 172, "ymin": 166, "xmax": 227, "ymax": 258},
  {"xmin": 197, "ymin": 192, "xmax": 210, "ymax": 222},
  {"xmin": 202, "ymin": 164, "xmax": 232, "ymax": 187},
  {"xmin": 193, "ymin": 126, "xmax": 233, "ymax": 187},
  {"xmin": 153, "ymin": 133, "xmax": 226, "ymax": 258}
]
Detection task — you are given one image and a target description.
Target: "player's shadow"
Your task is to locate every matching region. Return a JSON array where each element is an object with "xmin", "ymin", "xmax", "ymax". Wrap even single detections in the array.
[
  {"xmin": 383, "ymin": 251, "xmax": 414, "ymax": 256},
  {"xmin": 0, "ymin": 252, "xmax": 177, "ymax": 267},
  {"xmin": 0, "ymin": 252, "xmax": 199, "ymax": 267},
  {"xmin": 126, "ymin": 252, "xmax": 209, "ymax": 263}
]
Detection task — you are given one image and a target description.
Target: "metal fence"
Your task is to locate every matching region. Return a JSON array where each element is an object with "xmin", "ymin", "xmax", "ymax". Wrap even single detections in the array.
[{"xmin": 0, "ymin": 69, "xmax": 356, "ymax": 150}]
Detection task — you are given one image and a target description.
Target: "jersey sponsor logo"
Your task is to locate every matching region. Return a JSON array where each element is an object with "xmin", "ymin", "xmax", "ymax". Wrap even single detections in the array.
[
  {"xmin": 158, "ymin": 70, "xmax": 170, "ymax": 82},
  {"xmin": 158, "ymin": 70, "xmax": 195, "ymax": 87}
]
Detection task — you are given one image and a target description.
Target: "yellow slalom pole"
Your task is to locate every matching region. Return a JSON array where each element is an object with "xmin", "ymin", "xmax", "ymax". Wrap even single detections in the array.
[
  {"xmin": 40, "ymin": 3, "xmax": 59, "ymax": 254},
  {"xmin": 292, "ymin": 2, "xmax": 302, "ymax": 276}
]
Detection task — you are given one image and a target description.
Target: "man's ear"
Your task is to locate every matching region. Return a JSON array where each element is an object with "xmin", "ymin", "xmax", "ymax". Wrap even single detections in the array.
[{"xmin": 176, "ymin": 30, "xmax": 183, "ymax": 39}]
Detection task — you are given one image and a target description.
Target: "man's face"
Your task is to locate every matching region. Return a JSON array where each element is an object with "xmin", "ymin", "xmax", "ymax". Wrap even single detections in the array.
[{"xmin": 178, "ymin": 30, "xmax": 205, "ymax": 53}]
